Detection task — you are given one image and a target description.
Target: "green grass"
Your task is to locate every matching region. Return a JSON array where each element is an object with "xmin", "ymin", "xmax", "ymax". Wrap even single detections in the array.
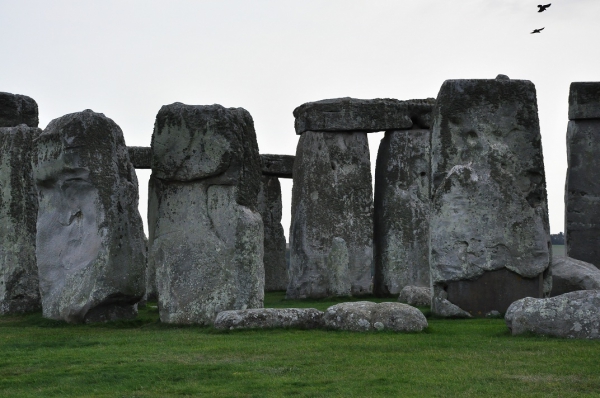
[{"xmin": 1, "ymin": 292, "xmax": 599, "ymax": 397}]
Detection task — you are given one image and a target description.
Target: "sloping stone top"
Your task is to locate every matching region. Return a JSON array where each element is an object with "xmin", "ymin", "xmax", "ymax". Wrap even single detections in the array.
[
  {"xmin": 0, "ymin": 92, "xmax": 38, "ymax": 128},
  {"xmin": 260, "ymin": 154, "xmax": 294, "ymax": 178},
  {"xmin": 293, "ymin": 97, "xmax": 435, "ymax": 135},
  {"xmin": 569, "ymin": 82, "xmax": 600, "ymax": 120}
]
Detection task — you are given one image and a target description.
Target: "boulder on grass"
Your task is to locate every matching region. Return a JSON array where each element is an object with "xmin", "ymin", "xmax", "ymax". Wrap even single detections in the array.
[
  {"xmin": 214, "ymin": 308, "xmax": 323, "ymax": 330},
  {"xmin": 322, "ymin": 301, "xmax": 427, "ymax": 332},
  {"xmin": 551, "ymin": 256, "xmax": 600, "ymax": 296},
  {"xmin": 398, "ymin": 286, "xmax": 432, "ymax": 307}
]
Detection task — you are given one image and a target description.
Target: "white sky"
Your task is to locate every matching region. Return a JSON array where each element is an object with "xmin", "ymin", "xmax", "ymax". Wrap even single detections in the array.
[{"xmin": 2, "ymin": 0, "xmax": 599, "ymax": 236}]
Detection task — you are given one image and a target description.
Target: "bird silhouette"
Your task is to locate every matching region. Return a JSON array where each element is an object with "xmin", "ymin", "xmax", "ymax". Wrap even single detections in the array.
[
  {"xmin": 537, "ymin": 4, "xmax": 551, "ymax": 12},
  {"xmin": 531, "ymin": 27, "xmax": 545, "ymax": 34}
]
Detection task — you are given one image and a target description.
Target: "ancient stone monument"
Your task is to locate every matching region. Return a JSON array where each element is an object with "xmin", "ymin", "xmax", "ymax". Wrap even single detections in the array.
[
  {"xmin": 148, "ymin": 103, "xmax": 264, "ymax": 325},
  {"xmin": 0, "ymin": 92, "xmax": 38, "ymax": 128},
  {"xmin": 32, "ymin": 110, "xmax": 147, "ymax": 323},
  {"xmin": 430, "ymin": 76, "xmax": 551, "ymax": 316},
  {"xmin": 565, "ymin": 82, "xmax": 600, "ymax": 267}
]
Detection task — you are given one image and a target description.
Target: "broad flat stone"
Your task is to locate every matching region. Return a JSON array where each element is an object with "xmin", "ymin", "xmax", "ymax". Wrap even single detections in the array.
[
  {"xmin": 0, "ymin": 125, "xmax": 40, "ymax": 314},
  {"xmin": 322, "ymin": 301, "xmax": 428, "ymax": 332},
  {"xmin": 260, "ymin": 154, "xmax": 294, "ymax": 178},
  {"xmin": 293, "ymin": 98, "xmax": 435, "ymax": 135},
  {"xmin": 568, "ymin": 82, "xmax": 600, "ymax": 120},
  {"xmin": 32, "ymin": 110, "xmax": 147, "ymax": 323},
  {"xmin": 0, "ymin": 92, "xmax": 38, "ymax": 127},
  {"xmin": 551, "ymin": 256, "xmax": 600, "ymax": 296},
  {"xmin": 214, "ymin": 308, "xmax": 323, "ymax": 330},
  {"xmin": 128, "ymin": 146, "xmax": 151, "ymax": 169},
  {"xmin": 430, "ymin": 77, "xmax": 551, "ymax": 316},
  {"xmin": 374, "ymin": 129, "xmax": 430, "ymax": 296}
]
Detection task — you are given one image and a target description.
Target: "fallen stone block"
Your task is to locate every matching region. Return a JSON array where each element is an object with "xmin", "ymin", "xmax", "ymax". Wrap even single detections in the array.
[
  {"xmin": 398, "ymin": 286, "xmax": 432, "ymax": 307},
  {"xmin": 551, "ymin": 256, "xmax": 600, "ymax": 296},
  {"xmin": 214, "ymin": 308, "xmax": 323, "ymax": 330},
  {"xmin": 322, "ymin": 301, "xmax": 428, "ymax": 332}
]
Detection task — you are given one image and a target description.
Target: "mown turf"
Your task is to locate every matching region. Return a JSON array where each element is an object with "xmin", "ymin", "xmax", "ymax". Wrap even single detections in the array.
[{"xmin": 1, "ymin": 292, "xmax": 599, "ymax": 397}]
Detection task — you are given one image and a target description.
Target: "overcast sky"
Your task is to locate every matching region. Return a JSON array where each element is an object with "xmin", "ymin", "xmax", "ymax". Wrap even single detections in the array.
[{"xmin": 2, "ymin": 0, "xmax": 599, "ymax": 237}]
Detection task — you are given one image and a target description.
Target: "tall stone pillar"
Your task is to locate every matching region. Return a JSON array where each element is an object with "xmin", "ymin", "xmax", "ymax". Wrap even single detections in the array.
[{"xmin": 430, "ymin": 76, "xmax": 551, "ymax": 317}]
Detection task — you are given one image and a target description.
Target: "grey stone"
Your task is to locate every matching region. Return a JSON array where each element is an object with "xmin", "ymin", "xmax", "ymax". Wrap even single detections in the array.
[
  {"xmin": 430, "ymin": 78, "xmax": 551, "ymax": 316},
  {"xmin": 0, "ymin": 92, "xmax": 38, "ymax": 128},
  {"xmin": 293, "ymin": 97, "xmax": 435, "ymax": 135},
  {"xmin": 287, "ymin": 131, "xmax": 373, "ymax": 299},
  {"xmin": 0, "ymin": 125, "xmax": 41, "ymax": 314},
  {"xmin": 322, "ymin": 301, "xmax": 428, "ymax": 332},
  {"xmin": 326, "ymin": 237, "xmax": 351, "ymax": 297},
  {"xmin": 398, "ymin": 286, "xmax": 432, "ymax": 307},
  {"xmin": 551, "ymin": 256, "xmax": 600, "ymax": 296},
  {"xmin": 565, "ymin": 119, "xmax": 600, "ymax": 267},
  {"xmin": 258, "ymin": 176, "xmax": 288, "ymax": 292},
  {"xmin": 374, "ymin": 129, "xmax": 430, "ymax": 296},
  {"xmin": 261, "ymin": 154, "xmax": 294, "ymax": 178},
  {"xmin": 214, "ymin": 308, "xmax": 323, "ymax": 330},
  {"xmin": 431, "ymin": 297, "xmax": 472, "ymax": 318},
  {"xmin": 568, "ymin": 82, "xmax": 600, "ymax": 120},
  {"xmin": 149, "ymin": 103, "xmax": 264, "ymax": 325},
  {"xmin": 505, "ymin": 291, "xmax": 600, "ymax": 339},
  {"xmin": 486, "ymin": 310, "xmax": 502, "ymax": 318},
  {"xmin": 32, "ymin": 110, "xmax": 147, "ymax": 323},
  {"xmin": 496, "ymin": 74, "xmax": 510, "ymax": 81},
  {"xmin": 128, "ymin": 146, "xmax": 151, "ymax": 169}
]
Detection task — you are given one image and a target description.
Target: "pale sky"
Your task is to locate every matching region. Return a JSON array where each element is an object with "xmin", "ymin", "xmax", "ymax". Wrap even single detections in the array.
[{"xmin": 2, "ymin": 0, "xmax": 599, "ymax": 236}]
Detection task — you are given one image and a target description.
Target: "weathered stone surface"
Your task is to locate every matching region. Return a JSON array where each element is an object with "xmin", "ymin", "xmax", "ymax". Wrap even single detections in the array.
[
  {"xmin": 288, "ymin": 131, "xmax": 373, "ymax": 299},
  {"xmin": 322, "ymin": 301, "xmax": 428, "ymax": 332},
  {"xmin": 430, "ymin": 77, "xmax": 551, "ymax": 316},
  {"xmin": 149, "ymin": 103, "xmax": 264, "ymax": 325},
  {"xmin": 258, "ymin": 176, "xmax": 288, "ymax": 292},
  {"xmin": 0, "ymin": 92, "xmax": 38, "ymax": 127},
  {"xmin": 568, "ymin": 82, "xmax": 600, "ymax": 120},
  {"xmin": 0, "ymin": 125, "xmax": 40, "ymax": 314},
  {"xmin": 214, "ymin": 308, "xmax": 323, "ymax": 330},
  {"xmin": 261, "ymin": 154, "xmax": 294, "ymax": 178},
  {"xmin": 565, "ymin": 120, "xmax": 600, "ymax": 267},
  {"xmin": 374, "ymin": 129, "xmax": 430, "ymax": 296},
  {"xmin": 551, "ymin": 256, "xmax": 600, "ymax": 296},
  {"xmin": 32, "ymin": 110, "xmax": 146, "ymax": 323},
  {"xmin": 398, "ymin": 286, "xmax": 432, "ymax": 307},
  {"xmin": 431, "ymin": 297, "xmax": 472, "ymax": 318},
  {"xmin": 128, "ymin": 146, "xmax": 151, "ymax": 169},
  {"xmin": 505, "ymin": 291, "xmax": 600, "ymax": 339},
  {"xmin": 293, "ymin": 98, "xmax": 435, "ymax": 135}
]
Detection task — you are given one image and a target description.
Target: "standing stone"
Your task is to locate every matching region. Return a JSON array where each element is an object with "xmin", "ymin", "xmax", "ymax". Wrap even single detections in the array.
[
  {"xmin": 258, "ymin": 175, "xmax": 288, "ymax": 291},
  {"xmin": 0, "ymin": 125, "xmax": 40, "ymax": 314},
  {"xmin": 0, "ymin": 92, "xmax": 38, "ymax": 128},
  {"xmin": 430, "ymin": 76, "xmax": 551, "ymax": 316},
  {"xmin": 149, "ymin": 103, "xmax": 264, "ymax": 325},
  {"xmin": 32, "ymin": 110, "xmax": 146, "ymax": 323},
  {"xmin": 374, "ymin": 129, "xmax": 431, "ymax": 296}
]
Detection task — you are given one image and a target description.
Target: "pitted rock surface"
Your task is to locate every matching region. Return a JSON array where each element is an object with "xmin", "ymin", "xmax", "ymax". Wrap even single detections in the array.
[
  {"xmin": 0, "ymin": 92, "xmax": 38, "ymax": 127},
  {"xmin": 551, "ymin": 256, "xmax": 600, "ymax": 296},
  {"xmin": 288, "ymin": 131, "xmax": 373, "ymax": 299},
  {"xmin": 149, "ymin": 103, "xmax": 264, "ymax": 325},
  {"xmin": 293, "ymin": 97, "xmax": 435, "ymax": 135},
  {"xmin": 128, "ymin": 146, "xmax": 151, "ymax": 169},
  {"xmin": 398, "ymin": 286, "xmax": 432, "ymax": 307},
  {"xmin": 0, "ymin": 125, "xmax": 40, "ymax": 314},
  {"xmin": 32, "ymin": 110, "xmax": 146, "ymax": 323},
  {"xmin": 214, "ymin": 308, "xmax": 323, "ymax": 330},
  {"xmin": 374, "ymin": 129, "xmax": 430, "ymax": 296},
  {"xmin": 568, "ymin": 82, "xmax": 600, "ymax": 120},
  {"xmin": 323, "ymin": 301, "xmax": 428, "ymax": 332},
  {"xmin": 260, "ymin": 154, "xmax": 294, "ymax": 178},
  {"xmin": 430, "ymin": 78, "xmax": 551, "ymax": 315},
  {"xmin": 505, "ymin": 291, "xmax": 600, "ymax": 339}
]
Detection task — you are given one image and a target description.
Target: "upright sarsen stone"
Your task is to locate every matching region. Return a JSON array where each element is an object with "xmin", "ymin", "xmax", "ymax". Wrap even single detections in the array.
[
  {"xmin": 32, "ymin": 110, "xmax": 146, "ymax": 323},
  {"xmin": 0, "ymin": 92, "xmax": 38, "ymax": 128},
  {"xmin": 149, "ymin": 103, "xmax": 264, "ymax": 325},
  {"xmin": 0, "ymin": 125, "xmax": 40, "ymax": 314},
  {"xmin": 430, "ymin": 77, "xmax": 551, "ymax": 316}
]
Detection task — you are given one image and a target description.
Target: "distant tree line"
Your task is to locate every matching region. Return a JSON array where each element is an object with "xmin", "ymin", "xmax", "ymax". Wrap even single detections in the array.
[{"xmin": 551, "ymin": 232, "xmax": 565, "ymax": 245}]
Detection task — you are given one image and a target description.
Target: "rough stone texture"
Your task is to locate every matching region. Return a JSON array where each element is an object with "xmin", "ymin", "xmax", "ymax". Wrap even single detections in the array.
[
  {"xmin": 431, "ymin": 297, "xmax": 472, "ymax": 318},
  {"xmin": 430, "ymin": 77, "xmax": 551, "ymax": 316},
  {"xmin": 261, "ymin": 154, "xmax": 294, "ymax": 178},
  {"xmin": 32, "ymin": 110, "xmax": 146, "ymax": 323},
  {"xmin": 551, "ymin": 256, "xmax": 600, "ymax": 296},
  {"xmin": 0, "ymin": 92, "xmax": 38, "ymax": 128},
  {"xmin": 322, "ymin": 301, "xmax": 428, "ymax": 332},
  {"xmin": 374, "ymin": 129, "xmax": 430, "ymax": 296},
  {"xmin": 326, "ymin": 237, "xmax": 351, "ymax": 296},
  {"xmin": 505, "ymin": 290, "xmax": 600, "ymax": 339},
  {"xmin": 565, "ymin": 119, "xmax": 600, "ymax": 267},
  {"xmin": 398, "ymin": 286, "xmax": 432, "ymax": 307},
  {"xmin": 149, "ymin": 103, "xmax": 264, "ymax": 325},
  {"xmin": 214, "ymin": 308, "xmax": 323, "ymax": 330},
  {"xmin": 293, "ymin": 98, "xmax": 435, "ymax": 135},
  {"xmin": 568, "ymin": 82, "xmax": 600, "ymax": 120},
  {"xmin": 258, "ymin": 175, "xmax": 288, "ymax": 291},
  {"xmin": 0, "ymin": 125, "xmax": 41, "ymax": 314},
  {"xmin": 288, "ymin": 131, "xmax": 373, "ymax": 299},
  {"xmin": 128, "ymin": 146, "xmax": 151, "ymax": 169}
]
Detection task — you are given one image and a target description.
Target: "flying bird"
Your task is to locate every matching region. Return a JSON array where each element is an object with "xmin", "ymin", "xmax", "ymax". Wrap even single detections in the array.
[
  {"xmin": 537, "ymin": 4, "xmax": 551, "ymax": 12},
  {"xmin": 531, "ymin": 27, "xmax": 545, "ymax": 34}
]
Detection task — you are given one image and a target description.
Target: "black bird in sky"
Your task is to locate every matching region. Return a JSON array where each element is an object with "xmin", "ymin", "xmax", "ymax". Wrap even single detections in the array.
[
  {"xmin": 531, "ymin": 27, "xmax": 545, "ymax": 34},
  {"xmin": 537, "ymin": 4, "xmax": 551, "ymax": 12}
]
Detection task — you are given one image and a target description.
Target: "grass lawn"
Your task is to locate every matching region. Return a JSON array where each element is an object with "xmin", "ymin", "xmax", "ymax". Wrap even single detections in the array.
[{"xmin": 1, "ymin": 292, "xmax": 599, "ymax": 397}]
